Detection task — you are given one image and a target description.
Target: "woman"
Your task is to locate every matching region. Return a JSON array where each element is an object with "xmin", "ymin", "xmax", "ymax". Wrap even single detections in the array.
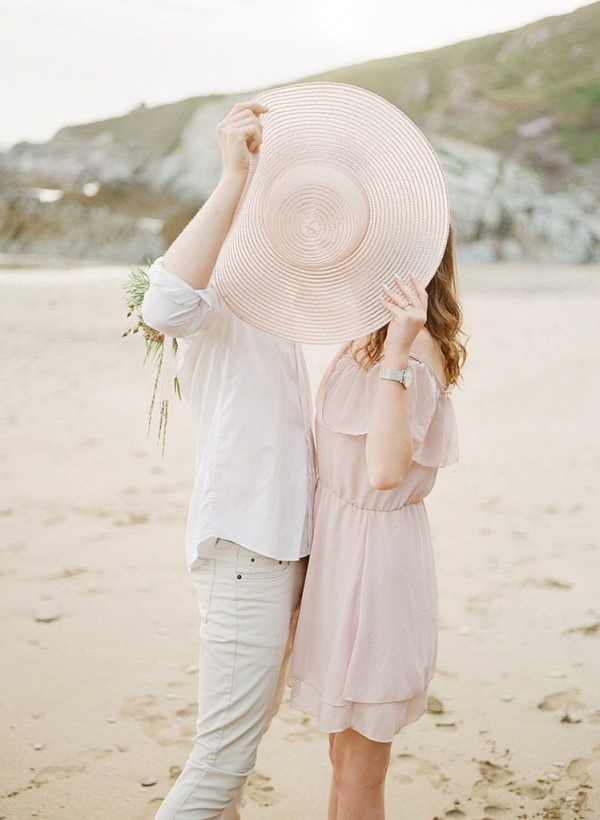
[{"xmin": 289, "ymin": 228, "xmax": 466, "ymax": 820}]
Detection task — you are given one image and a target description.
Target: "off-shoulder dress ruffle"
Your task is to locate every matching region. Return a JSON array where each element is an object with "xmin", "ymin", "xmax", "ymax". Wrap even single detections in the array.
[{"xmin": 289, "ymin": 348, "xmax": 458, "ymax": 742}]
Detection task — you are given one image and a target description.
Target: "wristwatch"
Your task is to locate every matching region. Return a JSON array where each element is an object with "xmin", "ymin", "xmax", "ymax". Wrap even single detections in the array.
[{"xmin": 380, "ymin": 366, "xmax": 413, "ymax": 388}]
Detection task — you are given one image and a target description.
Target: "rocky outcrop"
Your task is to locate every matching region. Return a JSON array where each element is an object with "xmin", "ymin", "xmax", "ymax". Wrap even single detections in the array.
[
  {"xmin": 1, "ymin": 3, "xmax": 599, "ymax": 264},
  {"xmin": 0, "ymin": 187, "xmax": 164, "ymax": 263},
  {"xmin": 0, "ymin": 176, "xmax": 196, "ymax": 263},
  {"xmin": 2, "ymin": 123, "xmax": 598, "ymax": 264},
  {"xmin": 435, "ymin": 138, "xmax": 600, "ymax": 263},
  {"xmin": 144, "ymin": 97, "xmax": 238, "ymax": 201}
]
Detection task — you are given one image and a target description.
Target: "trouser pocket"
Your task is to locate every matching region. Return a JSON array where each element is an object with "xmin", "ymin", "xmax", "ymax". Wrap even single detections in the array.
[
  {"xmin": 235, "ymin": 546, "xmax": 291, "ymax": 580},
  {"xmin": 191, "ymin": 555, "xmax": 217, "ymax": 625}
]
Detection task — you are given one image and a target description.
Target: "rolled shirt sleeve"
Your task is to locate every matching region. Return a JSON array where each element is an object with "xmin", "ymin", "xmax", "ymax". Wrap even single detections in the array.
[{"xmin": 141, "ymin": 257, "xmax": 221, "ymax": 338}]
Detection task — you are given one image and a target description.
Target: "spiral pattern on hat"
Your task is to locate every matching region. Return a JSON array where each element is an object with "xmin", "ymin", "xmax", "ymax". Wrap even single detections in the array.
[
  {"xmin": 214, "ymin": 82, "xmax": 449, "ymax": 344},
  {"xmin": 264, "ymin": 162, "xmax": 370, "ymax": 270}
]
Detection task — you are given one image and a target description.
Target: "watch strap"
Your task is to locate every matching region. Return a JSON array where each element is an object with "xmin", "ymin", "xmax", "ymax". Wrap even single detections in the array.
[{"xmin": 380, "ymin": 365, "xmax": 412, "ymax": 386}]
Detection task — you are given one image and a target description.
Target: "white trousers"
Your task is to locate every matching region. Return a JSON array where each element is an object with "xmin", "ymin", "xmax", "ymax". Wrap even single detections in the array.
[{"xmin": 154, "ymin": 539, "xmax": 307, "ymax": 820}]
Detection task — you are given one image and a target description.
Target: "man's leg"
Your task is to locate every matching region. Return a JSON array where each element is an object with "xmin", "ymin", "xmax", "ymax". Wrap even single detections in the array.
[
  {"xmin": 219, "ymin": 603, "xmax": 300, "ymax": 820},
  {"xmin": 155, "ymin": 540, "xmax": 306, "ymax": 820}
]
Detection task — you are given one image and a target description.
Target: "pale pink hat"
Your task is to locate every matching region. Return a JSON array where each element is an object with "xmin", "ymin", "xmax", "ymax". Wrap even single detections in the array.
[{"xmin": 214, "ymin": 82, "xmax": 449, "ymax": 344}]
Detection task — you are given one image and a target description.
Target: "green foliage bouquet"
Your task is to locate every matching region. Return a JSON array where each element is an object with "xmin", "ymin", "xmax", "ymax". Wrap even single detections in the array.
[{"xmin": 123, "ymin": 267, "xmax": 180, "ymax": 453}]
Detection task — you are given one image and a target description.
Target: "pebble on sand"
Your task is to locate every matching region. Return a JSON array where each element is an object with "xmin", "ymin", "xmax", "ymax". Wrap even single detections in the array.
[
  {"xmin": 33, "ymin": 743, "xmax": 46, "ymax": 750},
  {"xmin": 141, "ymin": 777, "xmax": 158, "ymax": 787}
]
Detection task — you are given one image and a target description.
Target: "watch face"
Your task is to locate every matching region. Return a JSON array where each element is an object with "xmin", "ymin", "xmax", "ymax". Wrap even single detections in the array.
[{"xmin": 404, "ymin": 367, "xmax": 413, "ymax": 387}]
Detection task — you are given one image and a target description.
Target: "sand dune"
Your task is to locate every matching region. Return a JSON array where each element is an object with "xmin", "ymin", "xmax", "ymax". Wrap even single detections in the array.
[{"xmin": 0, "ymin": 264, "xmax": 599, "ymax": 819}]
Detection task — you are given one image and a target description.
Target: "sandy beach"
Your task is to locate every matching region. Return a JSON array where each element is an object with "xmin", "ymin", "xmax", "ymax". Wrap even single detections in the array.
[{"xmin": 1, "ymin": 263, "xmax": 599, "ymax": 820}]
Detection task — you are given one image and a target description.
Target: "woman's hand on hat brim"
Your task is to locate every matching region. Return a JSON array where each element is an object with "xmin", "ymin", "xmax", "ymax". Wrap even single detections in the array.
[
  {"xmin": 218, "ymin": 102, "xmax": 269, "ymax": 176},
  {"xmin": 380, "ymin": 274, "xmax": 428, "ymax": 357}
]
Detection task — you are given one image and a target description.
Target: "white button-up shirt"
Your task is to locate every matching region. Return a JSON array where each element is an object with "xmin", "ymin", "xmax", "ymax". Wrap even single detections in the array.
[{"xmin": 141, "ymin": 258, "xmax": 316, "ymax": 569}]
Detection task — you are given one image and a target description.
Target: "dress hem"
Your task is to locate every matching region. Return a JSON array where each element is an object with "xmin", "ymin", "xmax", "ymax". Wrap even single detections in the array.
[{"xmin": 288, "ymin": 676, "xmax": 429, "ymax": 743}]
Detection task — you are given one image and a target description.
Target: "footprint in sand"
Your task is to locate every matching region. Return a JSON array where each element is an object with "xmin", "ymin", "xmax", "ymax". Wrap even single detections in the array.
[
  {"xmin": 120, "ymin": 694, "xmax": 191, "ymax": 747},
  {"xmin": 282, "ymin": 713, "xmax": 321, "ymax": 742},
  {"xmin": 31, "ymin": 762, "xmax": 87, "ymax": 787},
  {"xmin": 537, "ymin": 689, "xmax": 586, "ymax": 723},
  {"xmin": 466, "ymin": 586, "xmax": 506, "ymax": 620},
  {"xmin": 473, "ymin": 760, "xmax": 516, "ymax": 800},
  {"xmin": 475, "ymin": 760, "xmax": 515, "ymax": 789},
  {"xmin": 566, "ymin": 749, "xmax": 600, "ymax": 781},
  {"xmin": 474, "ymin": 761, "xmax": 547, "ymax": 803},
  {"xmin": 513, "ymin": 783, "xmax": 548, "ymax": 800},
  {"xmin": 483, "ymin": 805, "xmax": 509, "ymax": 818},
  {"xmin": 566, "ymin": 757, "xmax": 593, "ymax": 778},
  {"xmin": 279, "ymin": 703, "xmax": 321, "ymax": 741},
  {"xmin": 175, "ymin": 703, "xmax": 197, "ymax": 719},
  {"xmin": 81, "ymin": 746, "xmax": 114, "ymax": 762},
  {"xmin": 444, "ymin": 810, "xmax": 466, "ymax": 819},
  {"xmin": 566, "ymin": 622, "xmax": 600, "ymax": 636},
  {"xmin": 537, "ymin": 689, "xmax": 584, "ymax": 712},
  {"xmin": 392, "ymin": 753, "xmax": 446, "ymax": 788},
  {"xmin": 246, "ymin": 772, "xmax": 280, "ymax": 807},
  {"xmin": 143, "ymin": 771, "xmax": 282, "ymax": 813}
]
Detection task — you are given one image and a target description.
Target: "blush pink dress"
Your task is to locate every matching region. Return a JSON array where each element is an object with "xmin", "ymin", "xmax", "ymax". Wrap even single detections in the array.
[{"xmin": 289, "ymin": 346, "xmax": 459, "ymax": 742}]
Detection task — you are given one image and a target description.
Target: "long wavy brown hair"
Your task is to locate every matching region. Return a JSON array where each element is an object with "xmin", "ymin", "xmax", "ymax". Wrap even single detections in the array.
[{"xmin": 353, "ymin": 224, "xmax": 467, "ymax": 385}]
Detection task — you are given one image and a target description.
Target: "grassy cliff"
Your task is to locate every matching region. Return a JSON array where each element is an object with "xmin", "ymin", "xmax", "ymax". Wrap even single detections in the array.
[{"xmin": 305, "ymin": 2, "xmax": 600, "ymax": 175}]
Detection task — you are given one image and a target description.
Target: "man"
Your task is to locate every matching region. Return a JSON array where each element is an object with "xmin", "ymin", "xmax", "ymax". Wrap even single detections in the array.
[{"xmin": 141, "ymin": 101, "xmax": 315, "ymax": 820}]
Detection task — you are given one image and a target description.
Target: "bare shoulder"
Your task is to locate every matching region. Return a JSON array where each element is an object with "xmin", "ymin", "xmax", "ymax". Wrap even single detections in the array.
[{"xmin": 410, "ymin": 328, "xmax": 445, "ymax": 383}]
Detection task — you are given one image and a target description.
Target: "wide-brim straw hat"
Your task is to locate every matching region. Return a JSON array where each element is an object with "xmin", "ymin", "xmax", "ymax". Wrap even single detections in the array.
[{"xmin": 214, "ymin": 82, "xmax": 449, "ymax": 344}]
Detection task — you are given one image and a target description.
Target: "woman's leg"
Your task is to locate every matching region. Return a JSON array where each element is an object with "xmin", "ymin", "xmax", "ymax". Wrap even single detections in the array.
[
  {"xmin": 329, "ymin": 728, "xmax": 392, "ymax": 820},
  {"xmin": 328, "ymin": 735, "xmax": 338, "ymax": 820}
]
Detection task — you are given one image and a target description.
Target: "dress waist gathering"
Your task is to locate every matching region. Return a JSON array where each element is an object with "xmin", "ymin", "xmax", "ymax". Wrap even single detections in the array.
[{"xmin": 317, "ymin": 481, "xmax": 425, "ymax": 513}]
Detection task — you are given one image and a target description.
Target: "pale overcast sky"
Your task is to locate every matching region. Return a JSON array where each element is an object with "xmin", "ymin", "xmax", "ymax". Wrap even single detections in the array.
[{"xmin": 0, "ymin": 0, "xmax": 594, "ymax": 147}]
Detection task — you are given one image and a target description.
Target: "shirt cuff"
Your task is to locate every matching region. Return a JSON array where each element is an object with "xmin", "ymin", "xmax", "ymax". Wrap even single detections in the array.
[{"xmin": 149, "ymin": 257, "xmax": 220, "ymax": 313}]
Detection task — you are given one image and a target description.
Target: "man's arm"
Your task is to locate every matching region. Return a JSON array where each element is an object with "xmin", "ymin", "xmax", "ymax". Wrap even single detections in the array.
[{"xmin": 162, "ymin": 101, "xmax": 268, "ymax": 290}]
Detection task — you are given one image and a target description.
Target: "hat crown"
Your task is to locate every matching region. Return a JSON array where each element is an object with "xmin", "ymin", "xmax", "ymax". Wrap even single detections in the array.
[{"xmin": 263, "ymin": 161, "xmax": 370, "ymax": 272}]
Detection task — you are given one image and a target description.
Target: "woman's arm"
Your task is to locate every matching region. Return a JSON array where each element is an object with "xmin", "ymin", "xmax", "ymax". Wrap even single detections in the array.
[
  {"xmin": 365, "ymin": 275, "xmax": 429, "ymax": 490},
  {"xmin": 162, "ymin": 101, "xmax": 268, "ymax": 290}
]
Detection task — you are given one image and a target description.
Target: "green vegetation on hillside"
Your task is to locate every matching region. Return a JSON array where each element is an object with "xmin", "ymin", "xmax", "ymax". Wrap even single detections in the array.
[
  {"xmin": 305, "ymin": 1, "xmax": 600, "ymax": 166},
  {"xmin": 57, "ymin": 96, "xmax": 207, "ymax": 157}
]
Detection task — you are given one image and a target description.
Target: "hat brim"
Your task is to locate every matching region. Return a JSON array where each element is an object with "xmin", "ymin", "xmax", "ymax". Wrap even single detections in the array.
[{"xmin": 214, "ymin": 82, "xmax": 449, "ymax": 344}]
